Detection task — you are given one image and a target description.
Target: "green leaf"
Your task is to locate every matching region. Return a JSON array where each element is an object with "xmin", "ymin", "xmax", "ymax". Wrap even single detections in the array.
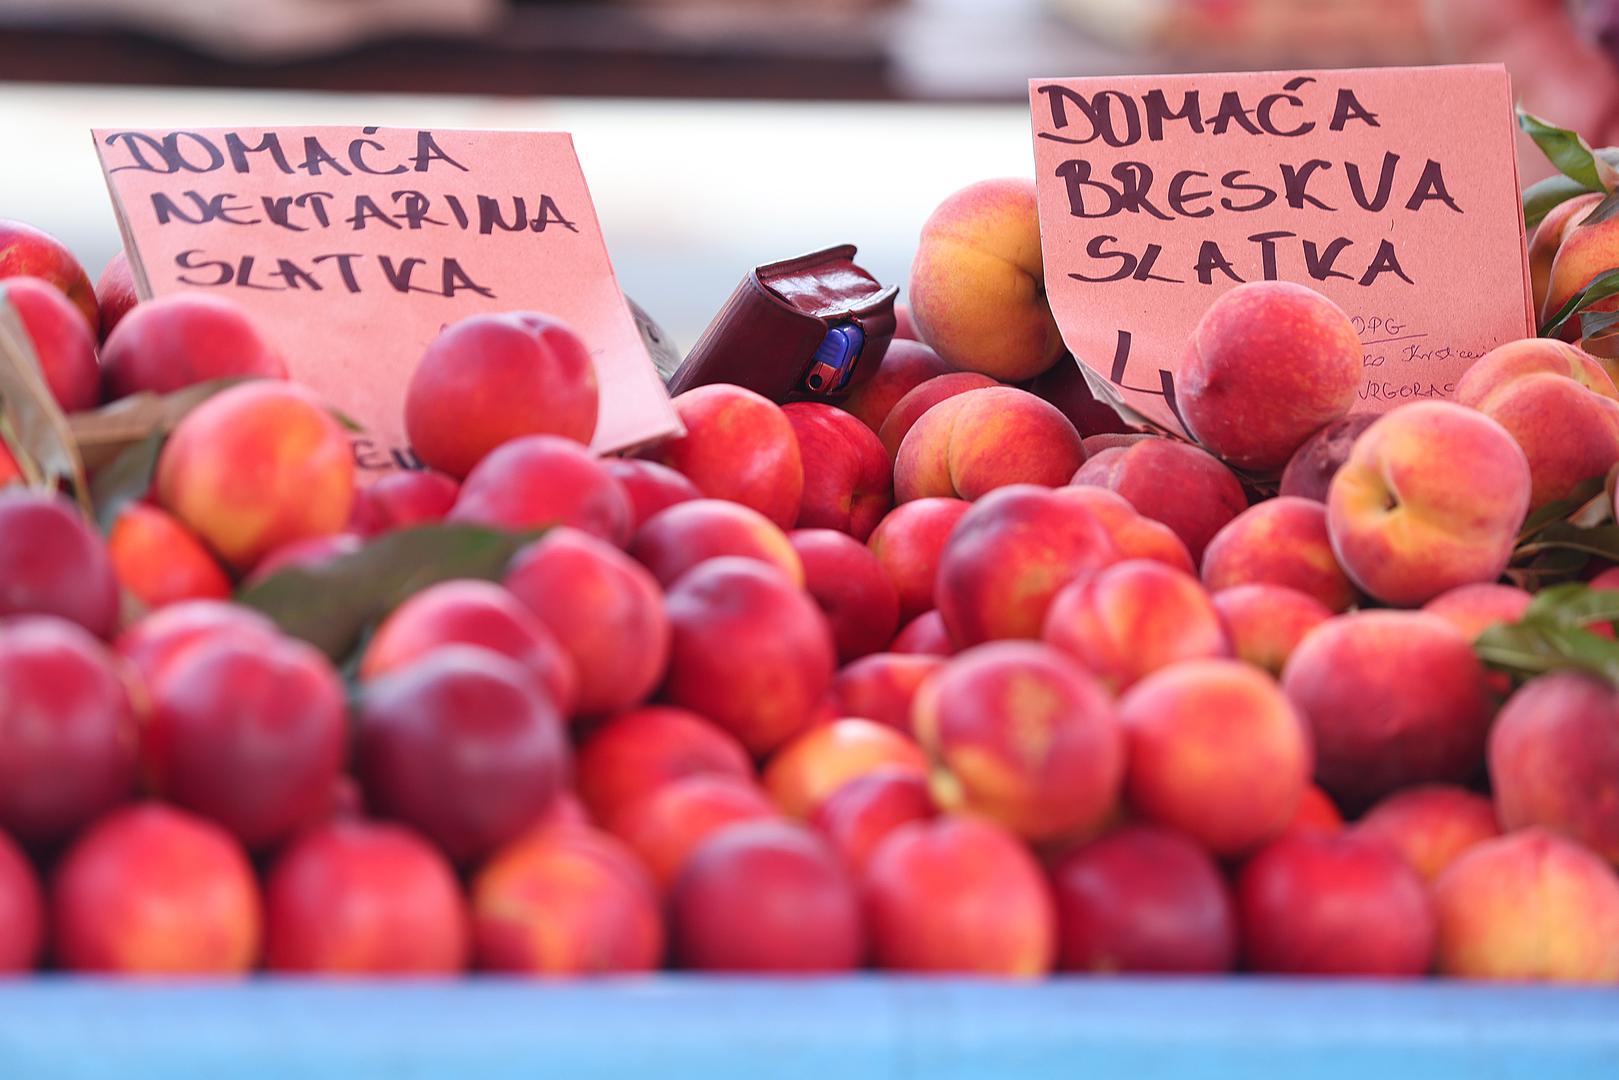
[
  {"xmin": 236, "ymin": 523, "xmax": 544, "ymax": 660},
  {"xmin": 0, "ymin": 296, "xmax": 89, "ymax": 512},
  {"xmin": 1582, "ymin": 309, "xmax": 1619, "ymax": 343},
  {"xmin": 1476, "ymin": 617, "xmax": 1619, "ymax": 685},
  {"xmin": 1525, "ymin": 173, "xmax": 1594, "ymax": 231},
  {"xmin": 1515, "ymin": 522, "xmax": 1619, "ymax": 562},
  {"xmin": 1540, "ymin": 267, "xmax": 1619, "ymax": 337},
  {"xmin": 89, "ymin": 430, "xmax": 166, "ymax": 535},
  {"xmin": 1516, "ymin": 476, "xmax": 1609, "ymax": 542},
  {"xmin": 67, "ymin": 377, "xmax": 248, "ymax": 473},
  {"xmin": 1525, "ymin": 581, "xmax": 1619, "ymax": 627},
  {"xmin": 1519, "ymin": 110, "xmax": 1619, "ymax": 192}
]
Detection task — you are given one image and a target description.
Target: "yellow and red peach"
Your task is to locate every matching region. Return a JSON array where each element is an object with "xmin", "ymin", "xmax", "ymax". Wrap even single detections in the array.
[
  {"xmin": 784, "ymin": 402, "xmax": 892, "ymax": 539},
  {"xmin": 1212, "ymin": 584, "xmax": 1331, "ymax": 677},
  {"xmin": 605, "ymin": 774, "xmax": 779, "ymax": 892},
  {"xmin": 763, "ymin": 718, "xmax": 928, "ymax": 819},
  {"xmin": 894, "ymin": 386, "xmax": 1085, "ymax": 502},
  {"xmin": 108, "ymin": 503, "xmax": 231, "ymax": 609},
  {"xmin": 1278, "ymin": 413, "xmax": 1379, "ymax": 502},
  {"xmin": 1200, "ymin": 496, "xmax": 1357, "ymax": 611},
  {"xmin": 0, "ymin": 829, "xmax": 43, "ymax": 971},
  {"xmin": 867, "ymin": 497, "xmax": 970, "ymax": 621},
  {"xmin": 1043, "ymin": 560, "xmax": 1231, "ymax": 691},
  {"xmin": 791, "ymin": 528, "xmax": 901, "ymax": 662},
  {"xmin": 1531, "ymin": 191, "xmax": 1603, "ymax": 315},
  {"xmin": 1118, "ymin": 659, "xmax": 1310, "ymax": 856},
  {"xmin": 824, "ymin": 652, "xmax": 944, "ymax": 734},
  {"xmin": 912, "ymin": 641, "xmax": 1122, "ymax": 842},
  {"xmin": 95, "ymin": 250, "xmax": 138, "ymax": 343},
  {"xmin": 908, "ymin": 178, "xmax": 1065, "ymax": 381},
  {"xmin": 0, "ymin": 218, "xmax": 97, "ymax": 333},
  {"xmin": 1071, "ymin": 437, "xmax": 1248, "ymax": 562},
  {"xmin": 1326, "ymin": 402, "xmax": 1531, "ymax": 605},
  {"xmin": 346, "ymin": 470, "xmax": 458, "ymax": 537},
  {"xmin": 642, "ymin": 384, "xmax": 804, "ymax": 528},
  {"xmin": 1179, "ymin": 281, "xmax": 1362, "ymax": 472},
  {"xmin": 1433, "ymin": 828, "xmax": 1619, "ymax": 982},
  {"xmin": 1053, "ymin": 486, "xmax": 1195, "ymax": 574},
  {"xmin": 877, "ymin": 371, "xmax": 999, "ymax": 458},
  {"xmin": 0, "ymin": 276, "xmax": 99, "ymax": 412},
  {"xmin": 806, "ymin": 770, "xmax": 934, "ymax": 872},
  {"xmin": 630, "ymin": 498, "xmax": 802, "ymax": 589},
  {"xmin": 574, "ymin": 706, "xmax": 752, "ymax": 825},
  {"xmin": 0, "ymin": 490, "xmax": 121, "ymax": 638},
  {"xmin": 101, "ymin": 293, "xmax": 287, "ymax": 400},
  {"xmin": 1356, "ymin": 784, "xmax": 1500, "ymax": 883},
  {"xmin": 448, "ymin": 435, "xmax": 632, "ymax": 547},
  {"xmin": 1282, "ymin": 611, "xmax": 1493, "ymax": 810},
  {"xmin": 1544, "ymin": 209, "xmax": 1619, "ymax": 333},
  {"xmin": 603, "ymin": 458, "xmax": 701, "ymax": 531},
  {"xmin": 841, "ymin": 339, "xmax": 955, "ymax": 433}
]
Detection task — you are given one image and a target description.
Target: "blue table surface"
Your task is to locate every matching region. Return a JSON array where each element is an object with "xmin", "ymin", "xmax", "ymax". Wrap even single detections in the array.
[{"xmin": 0, "ymin": 977, "xmax": 1615, "ymax": 1079}]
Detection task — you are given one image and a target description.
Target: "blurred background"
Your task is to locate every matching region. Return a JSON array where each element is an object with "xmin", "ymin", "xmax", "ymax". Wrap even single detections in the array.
[{"xmin": 1, "ymin": 0, "xmax": 1613, "ymax": 347}]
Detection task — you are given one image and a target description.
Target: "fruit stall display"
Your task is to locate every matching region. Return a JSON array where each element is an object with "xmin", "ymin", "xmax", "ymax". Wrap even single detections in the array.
[{"xmin": 1, "ymin": 108, "xmax": 1619, "ymax": 1076}]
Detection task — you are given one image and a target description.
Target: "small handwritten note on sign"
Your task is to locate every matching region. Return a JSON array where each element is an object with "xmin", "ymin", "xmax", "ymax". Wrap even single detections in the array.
[
  {"xmin": 94, "ymin": 126, "xmax": 680, "ymax": 469},
  {"xmin": 1029, "ymin": 65, "xmax": 1533, "ymax": 436}
]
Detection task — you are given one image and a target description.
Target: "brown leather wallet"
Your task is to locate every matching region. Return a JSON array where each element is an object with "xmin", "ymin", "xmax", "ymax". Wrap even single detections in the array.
[{"xmin": 668, "ymin": 244, "xmax": 898, "ymax": 403}]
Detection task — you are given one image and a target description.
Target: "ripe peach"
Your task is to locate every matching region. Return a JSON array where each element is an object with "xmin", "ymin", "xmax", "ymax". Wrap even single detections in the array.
[
  {"xmin": 1545, "ymin": 210, "xmax": 1619, "ymax": 333},
  {"xmin": 101, "ymin": 293, "xmax": 287, "ymax": 400},
  {"xmin": 0, "ymin": 276, "xmax": 99, "ymax": 412},
  {"xmin": 863, "ymin": 814, "xmax": 1056, "ymax": 976},
  {"xmin": 1490, "ymin": 671, "xmax": 1619, "ymax": 863},
  {"xmin": 1021, "ymin": 358, "xmax": 1130, "ymax": 437},
  {"xmin": 630, "ymin": 499, "xmax": 802, "ymax": 588},
  {"xmin": 791, "ymin": 529, "xmax": 900, "ymax": 662},
  {"xmin": 825, "ymin": 652, "xmax": 944, "ymax": 733},
  {"xmin": 662, "ymin": 557, "xmax": 836, "ymax": 756},
  {"xmin": 51, "ymin": 803, "xmax": 260, "ymax": 975},
  {"xmin": 783, "ymin": 402, "xmax": 892, "ymax": 540},
  {"xmin": 1327, "ymin": 402, "xmax": 1531, "ymax": 605},
  {"xmin": 1071, "ymin": 437, "xmax": 1247, "ymax": 562},
  {"xmin": 1043, "ymin": 560, "xmax": 1230, "ymax": 691},
  {"xmin": 266, "ymin": 820, "xmax": 468, "ymax": 974},
  {"xmin": 671, "ymin": 820, "xmax": 863, "ymax": 972},
  {"xmin": 866, "ymin": 497, "xmax": 970, "ymax": 621},
  {"xmin": 1282, "ymin": 611, "xmax": 1493, "ymax": 810},
  {"xmin": 346, "ymin": 469, "xmax": 458, "ymax": 537},
  {"xmin": 0, "ymin": 218, "xmax": 97, "ymax": 332},
  {"xmin": 936, "ymin": 485, "xmax": 1120, "ymax": 645},
  {"xmin": 472, "ymin": 822, "xmax": 662, "ymax": 975},
  {"xmin": 841, "ymin": 339, "xmax": 955, "ymax": 432},
  {"xmin": 504, "ymin": 528, "xmax": 668, "ymax": 716},
  {"xmin": 143, "ymin": 634, "xmax": 347, "ymax": 849},
  {"xmin": 1052, "ymin": 825, "xmax": 1237, "ymax": 974},
  {"xmin": 359, "ymin": 579, "xmax": 578, "ymax": 717},
  {"xmin": 642, "ymin": 384, "xmax": 804, "ymax": 528},
  {"xmin": 114, "ymin": 600, "xmax": 280, "ymax": 685},
  {"xmin": 156, "ymin": 381, "xmax": 354, "ymax": 572},
  {"xmin": 1180, "ymin": 281, "xmax": 1361, "ymax": 471},
  {"xmin": 1238, "ymin": 831, "xmax": 1435, "ymax": 976},
  {"xmin": 1119, "ymin": 659, "xmax": 1309, "ymax": 856},
  {"xmin": 108, "ymin": 503, "xmax": 231, "ymax": 608},
  {"xmin": 764, "ymin": 718, "xmax": 928, "ymax": 819},
  {"xmin": 602, "ymin": 458, "xmax": 701, "ymax": 530},
  {"xmin": 807, "ymin": 770, "xmax": 934, "ymax": 872},
  {"xmin": 1278, "ymin": 413, "xmax": 1379, "ymax": 502},
  {"xmin": 1053, "ymin": 486, "xmax": 1195, "ymax": 574},
  {"xmin": 0, "ymin": 490, "xmax": 121, "ymax": 637},
  {"xmin": 574, "ymin": 706, "xmax": 752, "ymax": 825},
  {"xmin": 1433, "ymin": 828, "xmax": 1619, "ymax": 982},
  {"xmin": 908, "ymin": 177, "xmax": 1064, "ymax": 381},
  {"xmin": 1212, "ymin": 584, "xmax": 1331, "ymax": 676},
  {"xmin": 890, "ymin": 610, "xmax": 955, "ymax": 655},
  {"xmin": 894, "ymin": 386, "xmax": 1085, "ymax": 503},
  {"xmin": 606, "ymin": 774, "xmax": 778, "ymax": 891},
  {"xmin": 1287, "ymin": 783, "xmax": 1345, "ymax": 837},
  {"xmin": 913, "ymin": 641, "xmax": 1122, "ymax": 842},
  {"xmin": 1423, "ymin": 582, "xmax": 1534, "ymax": 640},
  {"xmin": 448, "ymin": 435, "xmax": 632, "ymax": 547},
  {"xmin": 1531, "ymin": 191, "xmax": 1602, "ymax": 315},
  {"xmin": 0, "ymin": 617, "xmax": 136, "ymax": 848},
  {"xmin": 0, "ymin": 829, "xmax": 43, "ymax": 971},
  {"xmin": 356, "ymin": 646, "xmax": 570, "ymax": 863},
  {"xmin": 1200, "ymin": 497, "xmax": 1357, "ymax": 612},
  {"xmin": 877, "ymin": 371, "xmax": 998, "ymax": 458},
  {"xmin": 95, "ymin": 249, "xmax": 138, "ymax": 342},
  {"xmin": 1357, "ymin": 784, "xmax": 1500, "ymax": 883}
]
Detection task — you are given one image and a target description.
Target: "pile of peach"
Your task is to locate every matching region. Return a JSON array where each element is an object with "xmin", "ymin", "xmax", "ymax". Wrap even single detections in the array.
[{"xmin": 2, "ymin": 183, "xmax": 1619, "ymax": 983}]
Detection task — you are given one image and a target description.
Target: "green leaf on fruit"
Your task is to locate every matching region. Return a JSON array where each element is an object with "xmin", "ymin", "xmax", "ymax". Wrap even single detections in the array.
[
  {"xmin": 1525, "ymin": 173, "xmax": 1595, "ymax": 230},
  {"xmin": 89, "ymin": 430, "xmax": 166, "ymax": 535},
  {"xmin": 1581, "ymin": 309, "xmax": 1619, "ymax": 344},
  {"xmin": 1519, "ymin": 110, "xmax": 1619, "ymax": 193},
  {"xmin": 237, "ymin": 523, "xmax": 544, "ymax": 660},
  {"xmin": 1476, "ymin": 583, "xmax": 1619, "ymax": 686},
  {"xmin": 1517, "ymin": 477, "xmax": 1610, "ymax": 544},
  {"xmin": 1539, "ymin": 267, "xmax": 1619, "ymax": 337}
]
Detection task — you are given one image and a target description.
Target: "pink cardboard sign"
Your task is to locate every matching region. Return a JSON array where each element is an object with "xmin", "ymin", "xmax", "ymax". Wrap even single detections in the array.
[
  {"xmin": 93, "ymin": 125, "xmax": 680, "ymax": 470},
  {"xmin": 1029, "ymin": 65, "xmax": 1533, "ymax": 436}
]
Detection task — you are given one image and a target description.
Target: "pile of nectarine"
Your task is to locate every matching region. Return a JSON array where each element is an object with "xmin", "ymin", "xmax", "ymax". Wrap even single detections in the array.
[{"xmin": 2, "ymin": 177, "xmax": 1619, "ymax": 987}]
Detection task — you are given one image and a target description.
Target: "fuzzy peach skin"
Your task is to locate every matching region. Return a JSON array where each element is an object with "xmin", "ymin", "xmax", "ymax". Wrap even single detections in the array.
[
  {"xmin": 1052, "ymin": 487, "xmax": 1195, "ymax": 575},
  {"xmin": 935, "ymin": 485, "xmax": 1120, "ymax": 646},
  {"xmin": 0, "ymin": 218, "xmax": 97, "ymax": 333},
  {"xmin": 100, "ymin": 293, "xmax": 288, "ymax": 402},
  {"xmin": 1179, "ymin": 281, "xmax": 1362, "ymax": 472},
  {"xmin": 764, "ymin": 718, "xmax": 928, "ymax": 819},
  {"xmin": 1432, "ymin": 828, "xmax": 1619, "ymax": 983},
  {"xmin": 605, "ymin": 775, "xmax": 779, "ymax": 893},
  {"xmin": 1531, "ymin": 192, "xmax": 1602, "ymax": 315},
  {"xmin": 877, "ymin": 371, "xmax": 999, "ymax": 459},
  {"xmin": 807, "ymin": 771, "xmax": 934, "ymax": 873},
  {"xmin": 107, "ymin": 503, "xmax": 231, "ymax": 610},
  {"xmin": 630, "ymin": 499, "xmax": 802, "ymax": 589},
  {"xmin": 96, "ymin": 250, "xmax": 138, "ymax": 342},
  {"xmin": 824, "ymin": 652, "xmax": 945, "ymax": 734},
  {"xmin": 790, "ymin": 529, "xmax": 900, "ymax": 662},
  {"xmin": 1326, "ymin": 402, "xmax": 1531, "ymax": 606},
  {"xmin": 1422, "ymin": 582, "xmax": 1534, "ymax": 640},
  {"xmin": 912, "ymin": 641, "xmax": 1123, "ymax": 843},
  {"xmin": 1200, "ymin": 497, "xmax": 1357, "ymax": 612},
  {"xmin": 1281, "ymin": 611, "xmax": 1493, "ymax": 811},
  {"xmin": 1356, "ymin": 784, "xmax": 1500, "ymax": 883},
  {"xmin": 1489, "ymin": 670, "xmax": 1619, "ymax": 865},
  {"xmin": 1070, "ymin": 438, "xmax": 1248, "ymax": 563},
  {"xmin": 783, "ymin": 403, "xmax": 893, "ymax": 540},
  {"xmin": 155, "ymin": 381, "xmax": 355, "ymax": 572},
  {"xmin": 1278, "ymin": 414, "xmax": 1379, "ymax": 502},
  {"xmin": 866, "ymin": 497, "xmax": 971, "ymax": 621},
  {"xmin": 1021, "ymin": 359, "xmax": 1130, "ymax": 438},
  {"xmin": 641, "ymin": 384, "xmax": 804, "ymax": 529},
  {"xmin": 907, "ymin": 178, "xmax": 1065, "ymax": 382},
  {"xmin": 1544, "ymin": 209, "xmax": 1619, "ymax": 335},
  {"xmin": 471, "ymin": 822, "xmax": 663, "ymax": 975},
  {"xmin": 1453, "ymin": 339, "xmax": 1619, "ymax": 508},
  {"xmin": 1118, "ymin": 659, "xmax": 1310, "ymax": 856},
  {"xmin": 841, "ymin": 339, "xmax": 955, "ymax": 433},
  {"xmin": 894, "ymin": 386, "xmax": 1086, "ymax": 503},
  {"xmin": 1212, "ymin": 585, "xmax": 1332, "ymax": 677},
  {"xmin": 1043, "ymin": 560, "xmax": 1231, "ymax": 692},
  {"xmin": 573, "ymin": 706, "xmax": 752, "ymax": 825},
  {"xmin": 449, "ymin": 435, "xmax": 633, "ymax": 547},
  {"xmin": 0, "ymin": 276, "xmax": 100, "ymax": 412}
]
